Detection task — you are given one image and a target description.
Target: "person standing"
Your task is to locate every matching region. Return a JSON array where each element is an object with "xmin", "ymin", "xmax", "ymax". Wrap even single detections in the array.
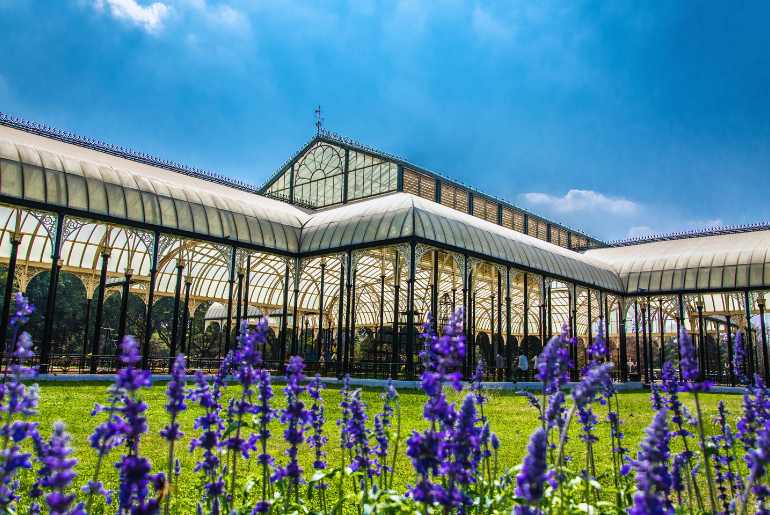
[{"xmin": 517, "ymin": 352, "xmax": 529, "ymax": 381}]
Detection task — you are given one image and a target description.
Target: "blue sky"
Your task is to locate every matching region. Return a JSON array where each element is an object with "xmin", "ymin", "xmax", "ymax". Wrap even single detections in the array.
[{"xmin": 1, "ymin": 1, "xmax": 769, "ymax": 241}]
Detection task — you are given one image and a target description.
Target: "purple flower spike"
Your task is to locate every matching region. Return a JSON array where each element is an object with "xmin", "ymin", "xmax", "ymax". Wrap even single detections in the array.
[
  {"xmin": 516, "ymin": 428, "xmax": 548, "ymax": 505},
  {"xmin": 307, "ymin": 375, "xmax": 327, "ymax": 473},
  {"xmin": 679, "ymin": 328, "xmax": 710, "ymax": 392},
  {"xmin": 272, "ymin": 356, "xmax": 310, "ymax": 494},
  {"xmin": 571, "ymin": 362, "xmax": 614, "ymax": 407},
  {"xmin": 629, "ymin": 409, "xmax": 672, "ymax": 515},
  {"xmin": 32, "ymin": 421, "xmax": 83, "ymax": 515},
  {"xmin": 733, "ymin": 330, "xmax": 748, "ymax": 384},
  {"xmin": 536, "ymin": 334, "xmax": 571, "ymax": 395}
]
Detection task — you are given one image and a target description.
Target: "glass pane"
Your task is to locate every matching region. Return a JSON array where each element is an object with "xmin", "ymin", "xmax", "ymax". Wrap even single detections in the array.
[
  {"xmin": 87, "ymin": 178, "xmax": 108, "ymax": 214},
  {"xmin": 105, "ymin": 183, "xmax": 126, "ymax": 218},
  {"xmin": 158, "ymin": 197, "xmax": 177, "ymax": 228},
  {"xmin": 23, "ymin": 164, "xmax": 45, "ymax": 202},
  {"xmin": 0, "ymin": 160, "xmax": 22, "ymax": 197},
  {"xmin": 66, "ymin": 174, "xmax": 88, "ymax": 210},
  {"xmin": 45, "ymin": 170, "xmax": 66, "ymax": 206},
  {"xmin": 124, "ymin": 188, "xmax": 143, "ymax": 222}
]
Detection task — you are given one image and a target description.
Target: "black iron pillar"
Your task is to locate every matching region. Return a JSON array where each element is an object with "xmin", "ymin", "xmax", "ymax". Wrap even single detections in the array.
[
  {"xmin": 714, "ymin": 320, "xmax": 723, "ymax": 384},
  {"xmin": 743, "ymin": 290, "xmax": 755, "ymax": 378},
  {"xmin": 522, "ymin": 273, "xmax": 529, "ymax": 362},
  {"xmin": 677, "ymin": 293, "xmax": 685, "ymax": 379},
  {"xmin": 142, "ymin": 231, "xmax": 159, "ymax": 369},
  {"xmin": 545, "ymin": 284, "xmax": 548, "ymax": 340},
  {"xmin": 504, "ymin": 267, "xmax": 512, "ymax": 381},
  {"xmin": 647, "ymin": 298, "xmax": 654, "ymax": 382},
  {"xmin": 634, "ymin": 299, "xmax": 641, "ymax": 377},
  {"xmin": 343, "ymin": 251, "xmax": 353, "ymax": 375},
  {"xmin": 279, "ymin": 259, "xmax": 290, "ymax": 363},
  {"xmin": 757, "ymin": 294, "xmax": 769, "ymax": 381},
  {"xmin": 242, "ymin": 254, "xmax": 250, "ymax": 327},
  {"xmin": 317, "ymin": 261, "xmax": 326, "ymax": 357},
  {"xmin": 405, "ymin": 241, "xmax": 416, "ymax": 378},
  {"xmin": 0, "ymin": 229, "xmax": 22, "ymax": 350},
  {"xmin": 40, "ymin": 213, "xmax": 64, "ymax": 373},
  {"xmin": 349, "ymin": 262, "xmax": 358, "ymax": 366},
  {"xmin": 378, "ymin": 273, "xmax": 384, "ymax": 344},
  {"xmin": 641, "ymin": 301, "xmax": 649, "ymax": 384},
  {"xmin": 618, "ymin": 301, "xmax": 628, "ymax": 382},
  {"xmin": 587, "ymin": 289, "xmax": 593, "ymax": 347},
  {"xmin": 336, "ymin": 256, "xmax": 345, "ymax": 378},
  {"xmin": 496, "ymin": 268, "xmax": 502, "ymax": 370},
  {"xmin": 462, "ymin": 256, "xmax": 470, "ymax": 377},
  {"xmin": 391, "ymin": 252, "xmax": 401, "ymax": 378},
  {"xmin": 224, "ymin": 249, "xmax": 236, "ymax": 356},
  {"xmin": 726, "ymin": 315, "xmax": 735, "ymax": 386},
  {"xmin": 291, "ymin": 258, "xmax": 300, "ymax": 356},
  {"xmin": 179, "ymin": 276, "xmax": 192, "ymax": 356},
  {"xmin": 235, "ymin": 268, "xmax": 244, "ymax": 340},
  {"xmin": 658, "ymin": 298, "xmax": 665, "ymax": 374},
  {"xmin": 431, "ymin": 250, "xmax": 439, "ymax": 330},
  {"xmin": 117, "ymin": 268, "xmax": 133, "ymax": 342},
  {"xmin": 696, "ymin": 299, "xmax": 705, "ymax": 382},
  {"xmin": 90, "ymin": 249, "xmax": 110, "ymax": 374},
  {"xmin": 169, "ymin": 259, "xmax": 185, "ymax": 371}
]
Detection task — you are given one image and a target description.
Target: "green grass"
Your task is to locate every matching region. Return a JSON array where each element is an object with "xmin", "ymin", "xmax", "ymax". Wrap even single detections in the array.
[{"xmin": 23, "ymin": 382, "xmax": 745, "ymax": 512}]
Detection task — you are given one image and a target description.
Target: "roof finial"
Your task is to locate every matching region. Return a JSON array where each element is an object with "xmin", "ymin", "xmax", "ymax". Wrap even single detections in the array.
[{"xmin": 314, "ymin": 105, "xmax": 323, "ymax": 135}]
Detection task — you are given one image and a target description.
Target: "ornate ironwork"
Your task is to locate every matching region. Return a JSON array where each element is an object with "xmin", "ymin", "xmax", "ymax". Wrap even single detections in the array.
[
  {"xmin": 27, "ymin": 210, "xmax": 57, "ymax": 241},
  {"xmin": 62, "ymin": 216, "xmax": 89, "ymax": 241}
]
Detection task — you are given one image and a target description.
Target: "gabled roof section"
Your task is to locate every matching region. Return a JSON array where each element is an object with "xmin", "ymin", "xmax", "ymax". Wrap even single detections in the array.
[
  {"xmin": 301, "ymin": 192, "xmax": 622, "ymax": 291},
  {"xmin": 261, "ymin": 128, "xmax": 602, "ymax": 246}
]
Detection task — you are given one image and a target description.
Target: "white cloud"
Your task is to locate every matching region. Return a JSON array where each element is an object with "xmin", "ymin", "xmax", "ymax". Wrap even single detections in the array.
[
  {"xmin": 521, "ymin": 189, "xmax": 639, "ymax": 215},
  {"xmin": 93, "ymin": 0, "xmax": 170, "ymax": 33}
]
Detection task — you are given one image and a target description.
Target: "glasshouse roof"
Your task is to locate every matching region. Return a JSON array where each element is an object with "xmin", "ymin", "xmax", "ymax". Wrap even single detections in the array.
[
  {"xmin": 585, "ymin": 229, "xmax": 770, "ymax": 294},
  {"xmin": 3, "ymin": 116, "xmax": 770, "ymax": 299}
]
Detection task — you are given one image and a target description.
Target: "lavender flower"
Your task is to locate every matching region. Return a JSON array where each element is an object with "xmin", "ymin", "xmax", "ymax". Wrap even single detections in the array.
[
  {"xmin": 272, "ymin": 355, "xmax": 310, "ymax": 501},
  {"xmin": 544, "ymin": 391, "xmax": 565, "ymax": 432},
  {"xmin": 373, "ymin": 379, "xmax": 398, "ymax": 482},
  {"xmin": 222, "ymin": 319, "xmax": 269, "ymax": 502},
  {"xmin": 407, "ymin": 309, "xmax": 469, "ymax": 509},
  {"xmin": 161, "ymin": 354, "xmax": 186, "ymax": 514},
  {"xmin": 679, "ymin": 328, "xmax": 710, "ymax": 392},
  {"xmin": 345, "ymin": 389, "xmax": 376, "ymax": 483},
  {"xmin": 629, "ymin": 409, "xmax": 672, "ymax": 515},
  {"xmin": 111, "ymin": 337, "xmax": 161, "ymax": 514},
  {"xmin": 254, "ymin": 368, "xmax": 275, "ymax": 513},
  {"xmin": 0, "ymin": 294, "xmax": 41, "ymax": 511},
  {"xmin": 587, "ymin": 320, "xmax": 608, "ymax": 364},
  {"xmin": 442, "ymin": 394, "xmax": 483, "ymax": 506},
  {"xmin": 188, "ymin": 366, "xmax": 226, "ymax": 507},
  {"xmin": 515, "ymin": 428, "xmax": 547, "ymax": 509},
  {"xmin": 307, "ymin": 374, "xmax": 327, "ymax": 472},
  {"xmin": 571, "ymin": 362, "xmax": 614, "ymax": 408},
  {"xmin": 536, "ymin": 334, "xmax": 571, "ymax": 395},
  {"xmin": 733, "ymin": 330, "xmax": 748, "ymax": 384},
  {"xmin": 32, "ymin": 422, "xmax": 84, "ymax": 515}
]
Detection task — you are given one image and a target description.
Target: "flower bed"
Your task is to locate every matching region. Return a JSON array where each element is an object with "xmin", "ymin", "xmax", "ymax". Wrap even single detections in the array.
[{"xmin": 1, "ymin": 294, "xmax": 768, "ymax": 514}]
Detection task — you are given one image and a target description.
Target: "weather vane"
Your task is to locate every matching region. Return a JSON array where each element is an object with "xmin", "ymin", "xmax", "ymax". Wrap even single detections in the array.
[{"xmin": 314, "ymin": 105, "xmax": 323, "ymax": 134}]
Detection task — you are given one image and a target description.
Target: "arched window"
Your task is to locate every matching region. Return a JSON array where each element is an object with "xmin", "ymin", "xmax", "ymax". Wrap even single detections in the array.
[{"xmin": 293, "ymin": 143, "xmax": 344, "ymax": 208}]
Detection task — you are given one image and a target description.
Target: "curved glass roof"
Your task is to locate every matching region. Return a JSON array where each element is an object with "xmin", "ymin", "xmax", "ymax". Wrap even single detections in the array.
[
  {"xmin": 586, "ymin": 230, "xmax": 770, "ymax": 294},
  {"xmin": 302, "ymin": 194, "xmax": 623, "ymax": 291},
  {"xmin": 0, "ymin": 125, "xmax": 307, "ymax": 253}
]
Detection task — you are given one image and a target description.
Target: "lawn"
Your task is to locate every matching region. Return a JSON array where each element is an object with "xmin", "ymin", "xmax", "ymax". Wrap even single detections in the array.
[{"xmin": 23, "ymin": 381, "xmax": 745, "ymax": 513}]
